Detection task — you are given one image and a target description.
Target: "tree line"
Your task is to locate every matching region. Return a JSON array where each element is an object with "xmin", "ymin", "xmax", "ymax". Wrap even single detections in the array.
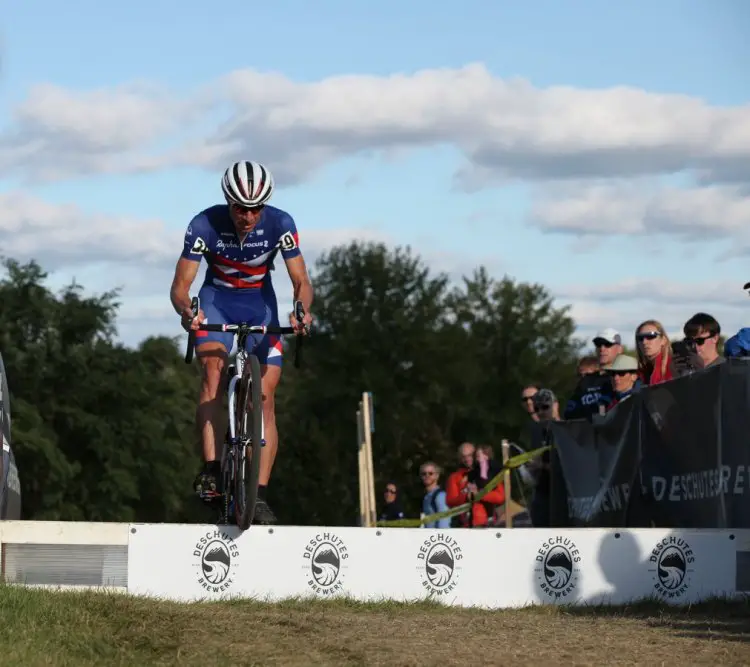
[{"xmin": 0, "ymin": 242, "xmax": 583, "ymax": 525}]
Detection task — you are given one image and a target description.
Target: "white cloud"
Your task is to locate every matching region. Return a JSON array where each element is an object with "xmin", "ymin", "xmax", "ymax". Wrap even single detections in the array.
[
  {"xmin": 3, "ymin": 63, "xmax": 750, "ymax": 188},
  {"xmin": 0, "ymin": 191, "xmax": 181, "ymax": 268},
  {"xmin": 201, "ymin": 65, "xmax": 750, "ymax": 187},
  {"xmin": 530, "ymin": 180, "xmax": 750, "ymax": 241},
  {"xmin": 0, "ymin": 82, "xmax": 208, "ymax": 181}
]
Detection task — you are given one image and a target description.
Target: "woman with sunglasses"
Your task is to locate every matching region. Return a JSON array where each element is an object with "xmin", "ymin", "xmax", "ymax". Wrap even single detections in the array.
[
  {"xmin": 635, "ymin": 319, "xmax": 674, "ymax": 386},
  {"xmin": 379, "ymin": 483, "xmax": 405, "ymax": 522}
]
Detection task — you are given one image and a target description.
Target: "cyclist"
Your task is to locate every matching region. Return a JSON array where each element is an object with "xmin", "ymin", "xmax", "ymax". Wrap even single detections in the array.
[{"xmin": 169, "ymin": 160, "xmax": 313, "ymax": 525}]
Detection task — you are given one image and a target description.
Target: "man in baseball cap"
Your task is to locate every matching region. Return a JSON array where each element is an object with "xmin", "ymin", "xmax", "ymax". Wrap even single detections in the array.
[
  {"xmin": 563, "ymin": 327, "xmax": 621, "ymax": 420},
  {"xmin": 593, "ymin": 328, "xmax": 623, "ymax": 368}
]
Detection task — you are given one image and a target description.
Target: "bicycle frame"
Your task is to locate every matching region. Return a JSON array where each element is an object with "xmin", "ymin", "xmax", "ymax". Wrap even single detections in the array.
[
  {"xmin": 183, "ymin": 295, "xmax": 308, "ymax": 527},
  {"xmin": 226, "ymin": 335, "xmax": 264, "ymax": 446}
]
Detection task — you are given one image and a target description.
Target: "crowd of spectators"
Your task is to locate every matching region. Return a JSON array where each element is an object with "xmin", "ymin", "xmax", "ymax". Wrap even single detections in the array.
[
  {"xmin": 378, "ymin": 310, "xmax": 746, "ymax": 529},
  {"xmin": 518, "ymin": 311, "xmax": 739, "ymax": 527},
  {"xmin": 378, "ymin": 441, "xmax": 514, "ymax": 529}
]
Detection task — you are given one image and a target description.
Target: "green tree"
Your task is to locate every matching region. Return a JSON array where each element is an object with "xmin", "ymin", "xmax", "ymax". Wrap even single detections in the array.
[
  {"xmin": 0, "ymin": 257, "xmax": 203, "ymax": 522},
  {"xmin": 272, "ymin": 242, "xmax": 461, "ymax": 523},
  {"xmin": 271, "ymin": 244, "xmax": 583, "ymax": 524},
  {"xmin": 0, "ymin": 244, "xmax": 584, "ymax": 527}
]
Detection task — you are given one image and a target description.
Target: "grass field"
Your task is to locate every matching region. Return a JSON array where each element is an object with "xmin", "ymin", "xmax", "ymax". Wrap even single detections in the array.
[{"xmin": 0, "ymin": 586, "xmax": 749, "ymax": 666}]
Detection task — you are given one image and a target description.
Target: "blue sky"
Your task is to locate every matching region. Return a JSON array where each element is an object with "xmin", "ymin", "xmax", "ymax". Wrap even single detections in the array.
[{"xmin": 2, "ymin": 1, "xmax": 750, "ymax": 348}]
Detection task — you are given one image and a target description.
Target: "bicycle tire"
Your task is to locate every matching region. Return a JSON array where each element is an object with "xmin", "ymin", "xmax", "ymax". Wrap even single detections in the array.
[
  {"xmin": 235, "ymin": 353, "xmax": 263, "ymax": 530},
  {"xmin": 219, "ymin": 436, "xmax": 232, "ymax": 525}
]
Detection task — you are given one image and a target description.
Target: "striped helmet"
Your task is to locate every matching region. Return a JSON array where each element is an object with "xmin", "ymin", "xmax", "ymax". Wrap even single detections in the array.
[{"xmin": 221, "ymin": 160, "xmax": 275, "ymax": 207}]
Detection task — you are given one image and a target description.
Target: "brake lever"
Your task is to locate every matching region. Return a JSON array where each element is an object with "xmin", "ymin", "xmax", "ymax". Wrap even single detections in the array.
[
  {"xmin": 292, "ymin": 300, "xmax": 309, "ymax": 369},
  {"xmin": 184, "ymin": 296, "xmax": 201, "ymax": 364},
  {"xmin": 294, "ymin": 300, "xmax": 310, "ymax": 335}
]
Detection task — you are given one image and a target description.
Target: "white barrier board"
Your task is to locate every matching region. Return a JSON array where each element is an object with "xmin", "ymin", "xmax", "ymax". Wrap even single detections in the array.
[{"xmin": 126, "ymin": 524, "xmax": 750, "ymax": 608}]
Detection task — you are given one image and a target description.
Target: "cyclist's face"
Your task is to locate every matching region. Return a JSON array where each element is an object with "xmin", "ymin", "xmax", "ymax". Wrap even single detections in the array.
[{"xmin": 229, "ymin": 202, "xmax": 264, "ymax": 233}]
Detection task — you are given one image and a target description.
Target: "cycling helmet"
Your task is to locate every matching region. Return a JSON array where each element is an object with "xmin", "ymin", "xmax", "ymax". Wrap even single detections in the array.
[{"xmin": 221, "ymin": 160, "xmax": 275, "ymax": 207}]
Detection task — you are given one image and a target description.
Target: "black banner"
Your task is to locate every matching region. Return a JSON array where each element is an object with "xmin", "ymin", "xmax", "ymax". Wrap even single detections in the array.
[
  {"xmin": 0, "ymin": 352, "xmax": 22, "ymax": 520},
  {"xmin": 536, "ymin": 358, "xmax": 750, "ymax": 529}
]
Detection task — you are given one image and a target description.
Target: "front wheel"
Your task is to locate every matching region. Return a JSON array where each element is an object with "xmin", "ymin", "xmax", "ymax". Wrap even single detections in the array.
[{"xmin": 234, "ymin": 354, "xmax": 264, "ymax": 530}]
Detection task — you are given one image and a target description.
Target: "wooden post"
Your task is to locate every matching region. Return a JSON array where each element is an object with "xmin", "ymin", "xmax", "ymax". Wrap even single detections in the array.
[
  {"xmin": 361, "ymin": 392, "xmax": 376, "ymax": 527},
  {"xmin": 356, "ymin": 408, "xmax": 367, "ymax": 527},
  {"xmin": 501, "ymin": 439, "xmax": 513, "ymax": 528}
]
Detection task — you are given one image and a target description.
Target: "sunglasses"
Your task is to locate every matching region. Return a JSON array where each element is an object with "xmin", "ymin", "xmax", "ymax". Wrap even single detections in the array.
[
  {"xmin": 636, "ymin": 331, "xmax": 661, "ymax": 342},
  {"xmin": 520, "ymin": 395, "xmax": 536, "ymax": 403},
  {"xmin": 230, "ymin": 202, "xmax": 265, "ymax": 214},
  {"xmin": 608, "ymin": 369, "xmax": 636, "ymax": 377},
  {"xmin": 385, "ymin": 488, "xmax": 397, "ymax": 494},
  {"xmin": 685, "ymin": 335, "xmax": 713, "ymax": 347}
]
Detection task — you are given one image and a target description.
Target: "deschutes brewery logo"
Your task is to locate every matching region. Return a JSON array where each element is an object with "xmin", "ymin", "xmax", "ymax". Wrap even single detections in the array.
[
  {"xmin": 192, "ymin": 529, "xmax": 240, "ymax": 593},
  {"xmin": 648, "ymin": 536, "xmax": 695, "ymax": 599},
  {"xmin": 416, "ymin": 533, "xmax": 463, "ymax": 596},
  {"xmin": 302, "ymin": 532, "xmax": 349, "ymax": 595},
  {"xmin": 535, "ymin": 536, "xmax": 582, "ymax": 599}
]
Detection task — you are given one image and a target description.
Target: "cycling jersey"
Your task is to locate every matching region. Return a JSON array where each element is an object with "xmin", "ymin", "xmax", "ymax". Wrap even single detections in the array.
[
  {"xmin": 180, "ymin": 204, "xmax": 302, "ymax": 365},
  {"xmin": 181, "ymin": 204, "xmax": 301, "ymax": 292}
]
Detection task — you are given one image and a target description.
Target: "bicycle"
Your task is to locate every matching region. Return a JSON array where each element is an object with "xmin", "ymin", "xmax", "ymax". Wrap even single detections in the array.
[{"xmin": 183, "ymin": 296, "xmax": 307, "ymax": 530}]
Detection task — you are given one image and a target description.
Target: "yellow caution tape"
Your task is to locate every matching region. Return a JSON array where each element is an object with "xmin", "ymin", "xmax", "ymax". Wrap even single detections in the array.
[{"xmin": 376, "ymin": 444, "xmax": 551, "ymax": 528}]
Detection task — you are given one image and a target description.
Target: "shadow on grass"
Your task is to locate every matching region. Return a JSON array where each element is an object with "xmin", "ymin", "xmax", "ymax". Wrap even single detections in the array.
[{"xmin": 558, "ymin": 597, "xmax": 750, "ymax": 644}]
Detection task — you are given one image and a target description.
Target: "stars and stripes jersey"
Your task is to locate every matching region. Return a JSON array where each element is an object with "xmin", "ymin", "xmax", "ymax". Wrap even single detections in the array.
[{"xmin": 180, "ymin": 204, "xmax": 302, "ymax": 295}]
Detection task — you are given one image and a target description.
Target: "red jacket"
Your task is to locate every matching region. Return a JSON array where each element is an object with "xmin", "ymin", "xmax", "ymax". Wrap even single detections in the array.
[
  {"xmin": 445, "ymin": 467, "xmax": 506, "ymax": 527},
  {"xmin": 640, "ymin": 351, "xmax": 674, "ymax": 386}
]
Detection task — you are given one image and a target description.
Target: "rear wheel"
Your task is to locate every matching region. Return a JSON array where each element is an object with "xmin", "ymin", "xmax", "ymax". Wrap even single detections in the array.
[{"xmin": 234, "ymin": 354, "xmax": 264, "ymax": 530}]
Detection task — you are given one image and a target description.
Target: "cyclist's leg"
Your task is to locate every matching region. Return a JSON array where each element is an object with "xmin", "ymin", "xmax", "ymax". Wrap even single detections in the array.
[
  {"xmin": 193, "ymin": 286, "xmax": 234, "ymax": 500},
  {"xmin": 257, "ymin": 342, "xmax": 283, "ymax": 487}
]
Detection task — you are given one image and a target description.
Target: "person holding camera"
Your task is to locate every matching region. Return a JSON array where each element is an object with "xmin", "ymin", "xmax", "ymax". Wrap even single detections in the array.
[
  {"xmin": 525, "ymin": 388, "xmax": 559, "ymax": 527},
  {"xmin": 682, "ymin": 313, "xmax": 723, "ymax": 369}
]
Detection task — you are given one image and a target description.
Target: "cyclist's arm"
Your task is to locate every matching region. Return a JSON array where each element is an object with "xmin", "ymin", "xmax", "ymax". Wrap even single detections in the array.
[
  {"xmin": 284, "ymin": 254, "xmax": 313, "ymax": 314},
  {"xmin": 170, "ymin": 214, "xmax": 207, "ymax": 316},
  {"xmin": 277, "ymin": 213, "xmax": 313, "ymax": 313},
  {"xmin": 170, "ymin": 257, "xmax": 201, "ymax": 316}
]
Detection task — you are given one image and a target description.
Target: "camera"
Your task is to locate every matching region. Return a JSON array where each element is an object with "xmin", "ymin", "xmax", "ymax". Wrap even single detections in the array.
[
  {"xmin": 672, "ymin": 338, "xmax": 701, "ymax": 374},
  {"xmin": 532, "ymin": 389, "xmax": 556, "ymax": 418}
]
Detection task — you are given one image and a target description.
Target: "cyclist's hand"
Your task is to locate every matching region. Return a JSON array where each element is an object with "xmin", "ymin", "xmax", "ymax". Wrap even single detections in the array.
[
  {"xmin": 289, "ymin": 302, "xmax": 312, "ymax": 334},
  {"xmin": 181, "ymin": 307, "xmax": 204, "ymax": 332}
]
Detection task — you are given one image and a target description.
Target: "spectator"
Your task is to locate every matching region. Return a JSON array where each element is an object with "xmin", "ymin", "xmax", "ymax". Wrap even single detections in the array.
[
  {"xmin": 577, "ymin": 355, "xmax": 599, "ymax": 378},
  {"xmin": 466, "ymin": 444, "xmax": 504, "ymax": 526},
  {"xmin": 564, "ymin": 335, "xmax": 615, "ymax": 419},
  {"xmin": 683, "ymin": 313, "xmax": 724, "ymax": 369},
  {"xmin": 526, "ymin": 393, "xmax": 562, "ymax": 528},
  {"xmin": 446, "ymin": 444, "xmax": 505, "ymax": 528},
  {"xmin": 532, "ymin": 388, "xmax": 560, "ymax": 421},
  {"xmin": 379, "ymin": 482, "xmax": 405, "ymax": 522},
  {"xmin": 520, "ymin": 383, "xmax": 541, "ymax": 421},
  {"xmin": 725, "ymin": 328, "xmax": 750, "ymax": 358},
  {"xmin": 636, "ymin": 319, "xmax": 674, "ymax": 385},
  {"xmin": 419, "ymin": 462, "xmax": 451, "ymax": 528},
  {"xmin": 467, "ymin": 444, "xmax": 503, "ymax": 488},
  {"xmin": 602, "ymin": 354, "xmax": 642, "ymax": 409},
  {"xmin": 445, "ymin": 442, "xmax": 475, "ymax": 526},
  {"xmin": 593, "ymin": 328, "xmax": 624, "ymax": 368}
]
